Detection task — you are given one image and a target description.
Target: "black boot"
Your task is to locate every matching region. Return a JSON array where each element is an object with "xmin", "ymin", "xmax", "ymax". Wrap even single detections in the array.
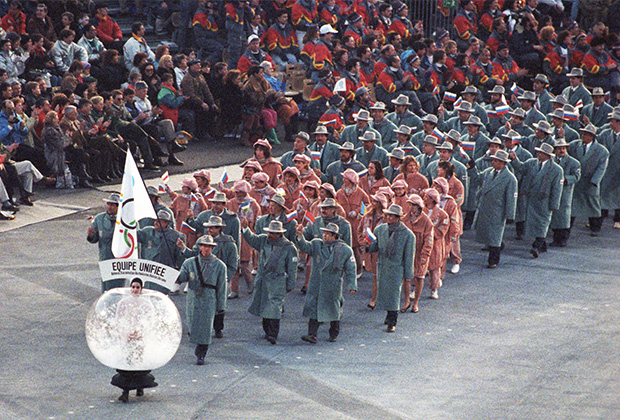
[
  {"xmin": 168, "ymin": 154, "xmax": 184, "ymax": 166},
  {"xmin": 118, "ymin": 390, "xmax": 129, "ymax": 402}
]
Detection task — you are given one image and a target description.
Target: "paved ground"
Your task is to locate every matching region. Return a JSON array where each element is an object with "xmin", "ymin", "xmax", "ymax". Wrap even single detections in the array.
[{"xmin": 1, "ymin": 160, "xmax": 619, "ymax": 420}]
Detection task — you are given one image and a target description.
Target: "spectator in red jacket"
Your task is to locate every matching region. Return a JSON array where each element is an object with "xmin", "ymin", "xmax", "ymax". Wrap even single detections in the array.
[
  {"xmin": 92, "ymin": 4, "xmax": 123, "ymax": 52},
  {"xmin": 1, "ymin": 1, "xmax": 27, "ymax": 34}
]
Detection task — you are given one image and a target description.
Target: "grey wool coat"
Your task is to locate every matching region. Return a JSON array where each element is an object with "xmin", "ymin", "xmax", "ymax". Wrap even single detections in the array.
[
  {"xmin": 550, "ymin": 155, "xmax": 581, "ymax": 229},
  {"xmin": 568, "ymin": 140, "xmax": 610, "ymax": 218}
]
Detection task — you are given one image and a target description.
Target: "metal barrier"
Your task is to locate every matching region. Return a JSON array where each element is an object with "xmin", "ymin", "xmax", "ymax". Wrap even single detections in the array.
[{"xmin": 404, "ymin": 0, "xmax": 457, "ymax": 38}]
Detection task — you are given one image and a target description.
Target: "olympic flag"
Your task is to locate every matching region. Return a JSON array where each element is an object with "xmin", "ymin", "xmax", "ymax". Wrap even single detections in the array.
[{"xmin": 111, "ymin": 150, "xmax": 157, "ymax": 259}]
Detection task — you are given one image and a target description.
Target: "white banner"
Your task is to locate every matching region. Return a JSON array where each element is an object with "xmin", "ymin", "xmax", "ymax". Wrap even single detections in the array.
[{"xmin": 99, "ymin": 259, "xmax": 180, "ymax": 291}]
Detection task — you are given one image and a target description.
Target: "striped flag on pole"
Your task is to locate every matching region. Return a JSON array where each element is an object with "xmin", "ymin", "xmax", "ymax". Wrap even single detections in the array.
[
  {"xmin": 496, "ymin": 105, "xmax": 510, "ymax": 115},
  {"xmin": 181, "ymin": 221, "xmax": 196, "ymax": 234},
  {"xmin": 431, "ymin": 128, "xmax": 445, "ymax": 141},
  {"xmin": 461, "ymin": 141, "xmax": 475, "ymax": 152},
  {"xmin": 575, "ymin": 99, "xmax": 584, "ymax": 109},
  {"xmin": 443, "ymin": 91, "xmax": 457, "ymax": 102},
  {"xmin": 158, "ymin": 184, "xmax": 165, "ymax": 193},
  {"xmin": 190, "ymin": 193, "xmax": 199, "ymax": 202},
  {"xmin": 285, "ymin": 210, "xmax": 298, "ymax": 223},
  {"xmin": 204, "ymin": 188, "xmax": 216, "ymax": 198},
  {"xmin": 311, "ymin": 151, "xmax": 321, "ymax": 161},
  {"xmin": 161, "ymin": 171, "xmax": 169, "ymax": 184},
  {"xmin": 365, "ymin": 227, "xmax": 376, "ymax": 243},
  {"xmin": 304, "ymin": 210, "xmax": 315, "ymax": 225},
  {"xmin": 220, "ymin": 171, "xmax": 229, "ymax": 183}
]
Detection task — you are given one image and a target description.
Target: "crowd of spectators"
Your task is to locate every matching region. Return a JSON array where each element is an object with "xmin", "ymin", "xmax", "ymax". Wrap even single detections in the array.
[{"xmin": 1, "ymin": 0, "xmax": 620, "ymax": 223}]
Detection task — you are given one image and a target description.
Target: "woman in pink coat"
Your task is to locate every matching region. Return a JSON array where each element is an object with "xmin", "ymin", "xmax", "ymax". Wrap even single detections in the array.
[
  {"xmin": 432, "ymin": 177, "xmax": 462, "ymax": 277},
  {"xmin": 358, "ymin": 192, "xmax": 388, "ymax": 309},
  {"xmin": 394, "ymin": 156, "xmax": 429, "ymax": 195},
  {"xmin": 360, "ymin": 160, "xmax": 391, "ymax": 196},
  {"xmin": 167, "ymin": 178, "xmax": 208, "ymax": 247},
  {"xmin": 422, "ymin": 188, "xmax": 449, "ymax": 301}
]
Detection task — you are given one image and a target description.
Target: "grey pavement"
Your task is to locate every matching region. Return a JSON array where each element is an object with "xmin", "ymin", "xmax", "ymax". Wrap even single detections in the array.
[{"xmin": 1, "ymin": 178, "xmax": 619, "ymax": 420}]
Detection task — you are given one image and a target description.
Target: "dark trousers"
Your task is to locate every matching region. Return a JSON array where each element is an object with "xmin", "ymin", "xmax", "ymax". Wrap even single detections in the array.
[
  {"xmin": 605, "ymin": 209, "xmax": 620, "ymax": 223},
  {"xmin": 262, "ymin": 318, "xmax": 280, "ymax": 339},
  {"xmin": 463, "ymin": 211, "xmax": 475, "ymax": 230},
  {"xmin": 14, "ymin": 143, "xmax": 49, "ymax": 175},
  {"xmin": 532, "ymin": 237, "xmax": 547, "ymax": 252},
  {"xmin": 0, "ymin": 163, "xmax": 27, "ymax": 199},
  {"xmin": 213, "ymin": 312, "xmax": 224, "ymax": 333},
  {"xmin": 515, "ymin": 221, "xmax": 525, "ymax": 238},
  {"xmin": 386, "ymin": 311, "xmax": 398, "ymax": 328},
  {"xmin": 571, "ymin": 216, "xmax": 603, "ymax": 233},
  {"xmin": 117, "ymin": 122, "xmax": 154, "ymax": 163},
  {"xmin": 488, "ymin": 246, "xmax": 501, "ymax": 266},
  {"xmin": 308, "ymin": 318, "xmax": 340, "ymax": 339},
  {"xmin": 194, "ymin": 344, "xmax": 208, "ymax": 359},
  {"xmin": 552, "ymin": 229, "xmax": 570, "ymax": 246}
]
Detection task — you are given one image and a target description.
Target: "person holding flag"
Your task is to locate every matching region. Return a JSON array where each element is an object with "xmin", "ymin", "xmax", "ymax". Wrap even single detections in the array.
[
  {"xmin": 189, "ymin": 192, "xmax": 240, "ymax": 250},
  {"xmin": 415, "ymin": 136, "xmax": 440, "ymax": 176},
  {"xmin": 363, "ymin": 204, "xmax": 415, "ymax": 332},
  {"xmin": 139, "ymin": 186, "xmax": 174, "ymax": 228},
  {"xmin": 295, "ymin": 222, "xmax": 357, "ymax": 344},
  {"xmin": 193, "ymin": 169, "xmax": 215, "ymax": 208},
  {"xmin": 167, "ymin": 178, "xmax": 207, "ymax": 248},
  {"xmin": 254, "ymin": 194, "xmax": 298, "ymax": 242},
  {"xmin": 358, "ymin": 192, "xmax": 388, "ymax": 309}
]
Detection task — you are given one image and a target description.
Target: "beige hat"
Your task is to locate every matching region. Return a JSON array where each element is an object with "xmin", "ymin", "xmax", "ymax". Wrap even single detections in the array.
[
  {"xmin": 591, "ymin": 87, "xmax": 607, "ymax": 97},
  {"xmin": 518, "ymin": 91, "xmax": 537, "ymax": 102},
  {"xmin": 534, "ymin": 74, "xmax": 549, "ymax": 84},
  {"xmin": 157, "ymin": 209, "xmax": 172, "ymax": 222},
  {"xmin": 394, "ymin": 125, "xmax": 412, "ymax": 136},
  {"xmin": 359, "ymin": 131, "xmax": 378, "ymax": 142},
  {"xmin": 339, "ymin": 141, "xmax": 356, "ymax": 151},
  {"xmin": 103, "ymin": 193, "xmax": 121, "ymax": 204},
  {"xmin": 535, "ymin": 142, "xmax": 555, "ymax": 157},
  {"xmin": 509, "ymin": 108, "xmax": 526, "ymax": 119},
  {"xmin": 580, "ymin": 123, "xmax": 597, "ymax": 136},
  {"xmin": 554, "ymin": 138, "xmax": 569, "ymax": 148},
  {"xmin": 489, "ymin": 85, "xmax": 505, "ymax": 95},
  {"xmin": 391, "ymin": 94, "xmax": 410, "ymax": 106},
  {"xmin": 370, "ymin": 102, "xmax": 387, "ymax": 111},
  {"xmin": 264, "ymin": 220, "xmax": 287, "ymax": 233},
  {"xmin": 550, "ymin": 95, "xmax": 568, "ymax": 106},
  {"xmin": 463, "ymin": 115, "xmax": 483, "ymax": 126},
  {"xmin": 489, "ymin": 137, "xmax": 502, "ymax": 145},
  {"xmin": 319, "ymin": 197, "xmax": 338, "ymax": 208},
  {"xmin": 567, "ymin": 67, "xmax": 583, "ymax": 77},
  {"xmin": 354, "ymin": 110, "xmax": 371, "ymax": 121},
  {"xmin": 454, "ymin": 101, "xmax": 474, "ymax": 113},
  {"xmin": 533, "ymin": 120, "xmax": 554, "ymax": 134},
  {"xmin": 421, "ymin": 114, "xmax": 438, "ymax": 124},
  {"xmin": 437, "ymin": 141, "xmax": 454, "ymax": 151},
  {"xmin": 383, "ymin": 204, "xmax": 403, "ymax": 216},
  {"xmin": 492, "ymin": 149, "xmax": 510, "ymax": 162},
  {"xmin": 314, "ymin": 125, "xmax": 329, "ymax": 135},
  {"xmin": 196, "ymin": 235, "xmax": 217, "ymax": 246},
  {"xmin": 423, "ymin": 135, "xmax": 440, "ymax": 146},
  {"xmin": 445, "ymin": 129, "xmax": 461, "ymax": 142},
  {"xmin": 203, "ymin": 215, "xmax": 225, "ymax": 227},
  {"xmin": 209, "ymin": 192, "xmax": 228, "ymax": 203},
  {"xmin": 320, "ymin": 222, "xmax": 340, "ymax": 235},
  {"xmin": 267, "ymin": 194, "xmax": 286, "ymax": 208},
  {"xmin": 388, "ymin": 148, "xmax": 406, "ymax": 160}
]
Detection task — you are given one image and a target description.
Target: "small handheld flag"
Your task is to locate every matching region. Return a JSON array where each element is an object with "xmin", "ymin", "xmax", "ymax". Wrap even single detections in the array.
[
  {"xmin": 431, "ymin": 128, "xmax": 445, "ymax": 141},
  {"xmin": 461, "ymin": 141, "xmax": 475, "ymax": 152},
  {"xmin": 161, "ymin": 171, "xmax": 170, "ymax": 184},
  {"xmin": 360, "ymin": 202, "xmax": 367, "ymax": 216},
  {"xmin": 304, "ymin": 210, "xmax": 315, "ymax": 225},
  {"xmin": 454, "ymin": 97, "xmax": 463, "ymax": 108},
  {"xmin": 190, "ymin": 193, "xmax": 199, "ymax": 202},
  {"xmin": 311, "ymin": 151, "xmax": 321, "ymax": 161},
  {"xmin": 334, "ymin": 78, "xmax": 347, "ymax": 93},
  {"xmin": 510, "ymin": 83, "xmax": 518, "ymax": 95},
  {"xmin": 575, "ymin": 99, "xmax": 584, "ymax": 109},
  {"xmin": 432, "ymin": 85, "xmax": 439, "ymax": 96},
  {"xmin": 299, "ymin": 189, "xmax": 306, "ymax": 199},
  {"xmin": 564, "ymin": 110, "xmax": 578, "ymax": 121},
  {"xmin": 204, "ymin": 188, "xmax": 216, "ymax": 198},
  {"xmin": 158, "ymin": 184, "xmax": 165, "ymax": 193},
  {"xmin": 365, "ymin": 227, "xmax": 376, "ymax": 243},
  {"xmin": 443, "ymin": 91, "xmax": 457, "ymax": 102},
  {"xmin": 239, "ymin": 201, "xmax": 250, "ymax": 212},
  {"xmin": 220, "ymin": 171, "xmax": 229, "ymax": 183},
  {"xmin": 181, "ymin": 221, "xmax": 196, "ymax": 234},
  {"xmin": 285, "ymin": 210, "xmax": 298, "ymax": 223},
  {"xmin": 496, "ymin": 105, "xmax": 510, "ymax": 116}
]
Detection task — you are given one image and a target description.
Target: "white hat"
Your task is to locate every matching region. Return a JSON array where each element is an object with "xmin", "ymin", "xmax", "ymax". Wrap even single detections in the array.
[{"xmin": 320, "ymin": 24, "xmax": 338, "ymax": 35}]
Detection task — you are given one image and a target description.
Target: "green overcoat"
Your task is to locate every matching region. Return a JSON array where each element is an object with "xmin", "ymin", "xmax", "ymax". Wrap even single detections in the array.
[
  {"xmin": 550, "ymin": 154, "xmax": 581, "ymax": 229},
  {"xmin": 568, "ymin": 140, "xmax": 609, "ymax": 218},
  {"xmin": 597, "ymin": 129, "xmax": 620, "ymax": 210}
]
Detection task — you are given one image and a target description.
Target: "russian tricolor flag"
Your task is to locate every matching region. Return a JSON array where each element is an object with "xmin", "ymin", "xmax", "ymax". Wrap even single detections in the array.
[
  {"xmin": 454, "ymin": 97, "xmax": 463, "ymax": 108},
  {"xmin": 496, "ymin": 105, "xmax": 510, "ymax": 116},
  {"xmin": 204, "ymin": 188, "xmax": 216, "ymax": 198},
  {"xmin": 220, "ymin": 171, "xmax": 229, "ymax": 183},
  {"xmin": 285, "ymin": 210, "xmax": 298, "ymax": 223},
  {"xmin": 575, "ymin": 99, "xmax": 583, "ymax": 109},
  {"xmin": 158, "ymin": 184, "xmax": 165, "ymax": 193},
  {"xmin": 365, "ymin": 227, "xmax": 376, "ymax": 243},
  {"xmin": 461, "ymin": 141, "xmax": 475, "ymax": 152},
  {"xmin": 564, "ymin": 110, "xmax": 578, "ymax": 121},
  {"xmin": 190, "ymin": 193, "xmax": 199, "ymax": 202},
  {"xmin": 433, "ymin": 85, "xmax": 439, "ymax": 96},
  {"xmin": 181, "ymin": 221, "xmax": 196, "ymax": 234},
  {"xmin": 431, "ymin": 128, "xmax": 444, "ymax": 141},
  {"xmin": 304, "ymin": 210, "xmax": 315, "ymax": 225},
  {"xmin": 510, "ymin": 83, "xmax": 518, "ymax": 95},
  {"xmin": 311, "ymin": 151, "xmax": 321, "ymax": 161},
  {"xmin": 444, "ymin": 91, "xmax": 457, "ymax": 102}
]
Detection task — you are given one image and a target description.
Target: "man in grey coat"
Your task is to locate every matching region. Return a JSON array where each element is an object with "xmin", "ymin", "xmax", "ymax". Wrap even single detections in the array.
[
  {"xmin": 597, "ymin": 111, "xmax": 620, "ymax": 229},
  {"xmin": 242, "ymin": 220, "xmax": 298, "ymax": 344},
  {"xmin": 511, "ymin": 142, "xmax": 564, "ymax": 258},
  {"xmin": 550, "ymin": 138, "xmax": 581, "ymax": 247},
  {"xmin": 473, "ymin": 150, "xmax": 518, "ymax": 268},
  {"xmin": 568, "ymin": 124, "xmax": 610, "ymax": 236},
  {"xmin": 295, "ymin": 223, "xmax": 357, "ymax": 343}
]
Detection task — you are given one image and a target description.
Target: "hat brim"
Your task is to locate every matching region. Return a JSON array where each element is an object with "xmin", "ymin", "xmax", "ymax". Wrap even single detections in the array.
[
  {"xmin": 103, "ymin": 198, "xmax": 119, "ymax": 204},
  {"xmin": 319, "ymin": 227, "xmax": 339, "ymax": 234},
  {"xmin": 534, "ymin": 147, "xmax": 555, "ymax": 156},
  {"xmin": 197, "ymin": 242, "xmax": 217, "ymax": 247},
  {"xmin": 391, "ymin": 99, "xmax": 410, "ymax": 105},
  {"xmin": 208, "ymin": 197, "xmax": 228, "ymax": 202},
  {"xmin": 264, "ymin": 227, "xmax": 287, "ymax": 233},
  {"xmin": 383, "ymin": 210, "xmax": 403, "ymax": 216}
]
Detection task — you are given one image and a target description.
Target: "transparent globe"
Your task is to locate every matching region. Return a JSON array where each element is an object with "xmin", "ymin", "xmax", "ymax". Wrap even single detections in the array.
[{"xmin": 85, "ymin": 288, "xmax": 182, "ymax": 371}]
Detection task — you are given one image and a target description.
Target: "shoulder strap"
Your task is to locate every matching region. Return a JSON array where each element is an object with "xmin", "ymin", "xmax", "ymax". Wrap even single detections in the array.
[{"xmin": 193, "ymin": 256, "xmax": 216, "ymax": 290}]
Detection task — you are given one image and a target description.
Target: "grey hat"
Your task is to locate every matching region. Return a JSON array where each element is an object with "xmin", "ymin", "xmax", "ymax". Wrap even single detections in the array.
[
  {"xmin": 423, "ymin": 135, "xmax": 439, "ymax": 146},
  {"xmin": 394, "ymin": 125, "xmax": 412, "ymax": 136},
  {"xmin": 319, "ymin": 197, "xmax": 338, "ymax": 208},
  {"xmin": 534, "ymin": 74, "xmax": 549, "ymax": 84},
  {"xmin": 320, "ymin": 222, "xmax": 340, "ymax": 235},
  {"xmin": 370, "ymin": 102, "xmax": 387, "ymax": 111},
  {"xmin": 209, "ymin": 192, "xmax": 228, "ymax": 202},
  {"xmin": 509, "ymin": 108, "xmax": 526, "ymax": 119},
  {"xmin": 268, "ymin": 194, "xmax": 286, "ymax": 208},
  {"xmin": 355, "ymin": 86, "xmax": 369, "ymax": 97},
  {"xmin": 264, "ymin": 220, "xmax": 287, "ymax": 233},
  {"xmin": 359, "ymin": 131, "xmax": 377, "ymax": 142},
  {"xmin": 554, "ymin": 138, "xmax": 569, "ymax": 148},
  {"xmin": 463, "ymin": 86, "xmax": 479, "ymax": 95},
  {"xmin": 491, "ymin": 149, "xmax": 510, "ymax": 162},
  {"xmin": 551, "ymin": 95, "xmax": 568, "ymax": 106},
  {"xmin": 550, "ymin": 109, "xmax": 566, "ymax": 120},
  {"xmin": 445, "ymin": 129, "xmax": 461, "ymax": 142},
  {"xmin": 383, "ymin": 204, "xmax": 403, "ymax": 217},
  {"xmin": 203, "ymin": 215, "xmax": 225, "ymax": 227},
  {"xmin": 455, "ymin": 101, "xmax": 473, "ymax": 112},
  {"xmin": 294, "ymin": 131, "xmax": 310, "ymax": 142},
  {"xmin": 135, "ymin": 81, "xmax": 148, "ymax": 90},
  {"xmin": 567, "ymin": 67, "xmax": 584, "ymax": 77},
  {"xmin": 535, "ymin": 142, "xmax": 555, "ymax": 157},
  {"xmin": 421, "ymin": 114, "xmax": 438, "ymax": 124},
  {"xmin": 437, "ymin": 141, "xmax": 454, "ymax": 151},
  {"xmin": 501, "ymin": 129, "xmax": 520, "ymax": 142},
  {"xmin": 533, "ymin": 120, "xmax": 554, "ymax": 134},
  {"xmin": 314, "ymin": 125, "xmax": 329, "ymax": 135},
  {"xmin": 489, "ymin": 85, "xmax": 505, "ymax": 95},
  {"xmin": 388, "ymin": 148, "xmax": 406, "ymax": 160},
  {"xmin": 391, "ymin": 94, "xmax": 410, "ymax": 106},
  {"xmin": 463, "ymin": 115, "xmax": 483, "ymax": 126},
  {"xmin": 157, "ymin": 209, "xmax": 172, "ymax": 222},
  {"xmin": 580, "ymin": 123, "xmax": 597, "ymax": 136},
  {"xmin": 489, "ymin": 137, "xmax": 502, "ymax": 145},
  {"xmin": 103, "ymin": 193, "xmax": 121, "ymax": 204},
  {"xmin": 146, "ymin": 186, "xmax": 160, "ymax": 196},
  {"xmin": 518, "ymin": 91, "xmax": 537, "ymax": 102},
  {"xmin": 196, "ymin": 235, "xmax": 217, "ymax": 246},
  {"xmin": 339, "ymin": 141, "xmax": 356, "ymax": 151},
  {"xmin": 354, "ymin": 109, "xmax": 371, "ymax": 121},
  {"xmin": 591, "ymin": 87, "xmax": 607, "ymax": 97}
]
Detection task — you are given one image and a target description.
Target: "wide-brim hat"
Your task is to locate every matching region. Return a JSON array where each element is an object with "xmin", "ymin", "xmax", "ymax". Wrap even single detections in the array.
[
  {"xmin": 549, "ymin": 109, "xmax": 566, "ymax": 120},
  {"xmin": 567, "ymin": 67, "xmax": 583, "ymax": 77},
  {"xmin": 394, "ymin": 125, "xmax": 412, "ymax": 135},
  {"xmin": 264, "ymin": 220, "xmax": 287, "ymax": 233},
  {"xmin": 146, "ymin": 186, "xmax": 160, "ymax": 196},
  {"xmin": 454, "ymin": 101, "xmax": 473, "ymax": 112},
  {"xmin": 550, "ymin": 95, "xmax": 567, "ymax": 105},
  {"xmin": 209, "ymin": 192, "xmax": 228, "ymax": 203},
  {"xmin": 103, "ymin": 193, "xmax": 120, "ymax": 204},
  {"xmin": 517, "ymin": 91, "xmax": 537, "ymax": 102},
  {"xmin": 204, "ymin": 215, "xmax": 226, "ymax": 227},
  {"xmin": 509, "ymin": 108, "xmax": 526, "ymax": 119},
  {"xmin": 196, "ymin": 235, "xmax": 217, "ymax": 246},
  {"xmin": 492, "ymin": 149, "xmax": 510, "ymax": 162},
  {"xmin": 535, "ymin": 142, "xmax": 555, "ymax": 156},
  {"xmin": 359, "ymin": 131, "xmax": 377, "ymax": 142},
  {"xmin": 489, "ymin": 137, "xmax": 502, "ymax": 145},
  {"xmin": 318, "ymin": 197, "xmax": 338, "ymax": 208},
  {"xmin": 354, "ymin": 110, "xmax": 371, "ymax": 121},
  {"xmin": 534, "ymin": 74, "xmax": 549, "ymax": 85},
  {"xmin": 320, "ymin": 222, "xmax": 340, "ymax": 235},
  {"xmin": 267, "ymin": 194, "xmax": 286, "ymax": 208},
  {"xmin": 463, "ymin": 85, "xmax": 479, "ymax": 95},
  {"xmin": 391, "ymin": 94, "xmax": 410, "ymax": 106},
  {"xmin": 383, "ymin": 204, "xmax": 403, "ymax": 216},
  {"xmin": 314, "ymin": 125, "xmax": 329, "ymax": 135},
  {"xmin": 489, "ymin": 86, "xmax": 505, "ymax": 95},
  {"xmin": 437, "ymin": 141, "xmax": 454, "ymax": 151},
  {"xmin": 388, "ymin": 148, "xmax": 405, "ymax": 160},
  {"xmin": 463, "ymin": 115, "xmax": 483, "ymax": 126},
  {"xmin": 294, "ymin": 131, "xmax": 310, "ymax": 142},
  {"xmin": 533, "ymin": 120, "xmax": 554, "ymax": 134},
  {"xmin": 319, "ymin": 24, "xmax": 338, "ymax": 34},
  {"xmin": 580, "ymin": 123, "xmax": 597, "ymax": 136},
  {"xmin": 370, "ymin": 102, "xmax": 387, "ymax": 111},
  {"xmin": 554, "ymin": 138, "xmax": 569, "ymax": 148},
  {"xmin": 156, "ymin": 209, "xmax": 172, "ymax": 222},
  {"xmin": 339, "ymin": 141, "xmax": 356, "ymax": 151},
  {"xmin": 423, "ymin": 135, "xmax": 439, "ymax": 146},
  {"xmin": 421, "ymin": 114, "xmax": 438, "ymax": 124},
  {"xmin": 445, "ymin": 129, "xmax": 461, "ymax": 142},
  {"xmin": 591, "ymin": 87, "xmax": 607, "ymax": 97}
]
